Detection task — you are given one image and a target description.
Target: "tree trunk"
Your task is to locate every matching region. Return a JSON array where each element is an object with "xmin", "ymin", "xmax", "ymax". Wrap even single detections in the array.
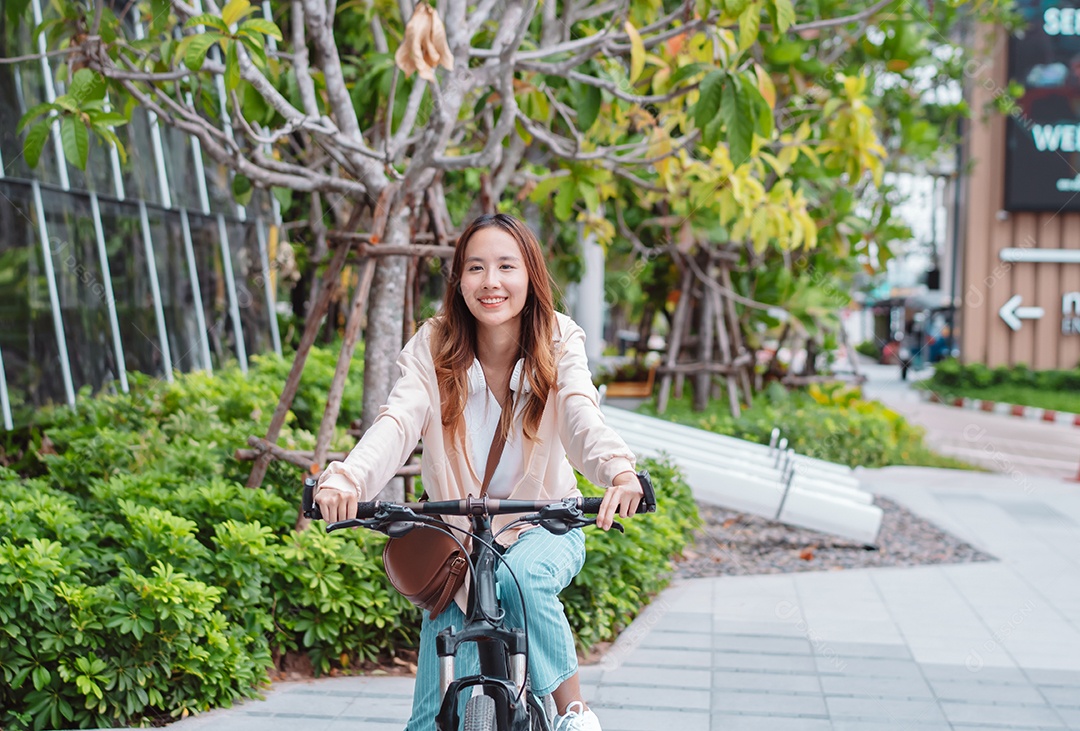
[{"xmin": 362, "ymin": 211, "xmax": 411, "ymax": 502}]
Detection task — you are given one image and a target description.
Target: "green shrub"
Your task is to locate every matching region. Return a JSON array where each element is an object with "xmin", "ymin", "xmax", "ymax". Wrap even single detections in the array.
[
  {"xmin": 641, "ymin": 382, "xmax": 964, "ymax": 469},
  {"xmin": 0, "ymin": 351, "xmax": 694, "ymax": 729},
  {"xmin": 564, "ymin": 457, "xmax": 699, "ymax": 650},
  {"xmin": 854, "ymin": 341, "xmax": 881, "ymax": 360},
  {"xmin": 924, "ymin": 359, "xmax": 1080, "ymax": 413}
]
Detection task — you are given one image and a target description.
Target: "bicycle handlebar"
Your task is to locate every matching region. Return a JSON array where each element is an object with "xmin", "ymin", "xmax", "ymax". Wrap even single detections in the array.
[{"xmin": 301, "ymin": 471, "xmax": 657, "ymax": 526}]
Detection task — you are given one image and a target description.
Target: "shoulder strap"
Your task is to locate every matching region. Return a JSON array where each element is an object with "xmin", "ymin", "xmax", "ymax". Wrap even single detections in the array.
[{"xmin": 479, "ymin": 424, "xmax": 507, "ymax": 498}]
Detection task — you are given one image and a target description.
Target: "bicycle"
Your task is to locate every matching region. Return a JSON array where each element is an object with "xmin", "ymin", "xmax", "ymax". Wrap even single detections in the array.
[{"xmin": 301, "ymin": 472, "xmax": 657, "ymax": 731}]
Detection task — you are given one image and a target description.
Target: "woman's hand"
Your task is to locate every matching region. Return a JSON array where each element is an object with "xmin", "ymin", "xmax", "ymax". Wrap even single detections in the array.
[
  {"xmin": 314, "ymin": 473, "xmax": 359, "ymax": 523},
  {"xmin": 596, "ymin": 471, "xmax": 643, "ymax": 531}
]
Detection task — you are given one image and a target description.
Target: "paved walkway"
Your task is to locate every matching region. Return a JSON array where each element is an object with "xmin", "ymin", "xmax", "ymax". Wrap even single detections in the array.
[
  {"xmin": 859, "ymin": 361, "xmax": 1080, "ymax": 481},
  {"xmin": 166, "ymin": 467, "xmax": 1080, "ymax": 731}
]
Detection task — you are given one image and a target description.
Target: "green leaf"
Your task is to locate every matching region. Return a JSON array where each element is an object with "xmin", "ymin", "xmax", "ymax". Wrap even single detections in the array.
[
  {"xmin": 239, "ymin": 34, "xmax": 269, "ymax": 70},
  {"xmin": 184, "ymin": 33, "xmax": 221, "ymax": 71},
  {"xmin": 625, "ymin": 20, "xmax": 645, "ymax": 83},
  {"xmin": 668, "ymin": 63, "xmax": 706, "ymax": 88},
  {"xmin": 183, "ymin": 13, "xmax": 229, "ymax": 32},
  {"xmin": 225, "ymin": 38, "xmax": 241, "ymax": 91},
  {"xmin": 702, "ymin": 114, "xmax": 724, "ymax": 149},
  {"xmin": 579, "ymin": 180, "xmax": 600, "ymax": 212},
  {"xmin": 576, "ymin": 83, "xmax": 602, "ymax": 132},
  {"xmin": 554, "ymin": 180, "xmax": 576, "ymax": 221},
  {"xmin": 68, "ymin": 69, "xmax": 106, "ymax": 104},
  {"xmin": 771, "ymin": 0, "xmax": 795, "ymax": 33},
  {"xmin": 61, "ymin": 116, "xmax": 88, "ymax": 169},
  {"xmin": 17, "ymin": 102, "xmax": 55, "ymax": 133},
  {"xmin": 86, "ymin": 111, "xmax": 128, "ymax": 127},
  {"xmin": 239, "ymin": 17, "xmax": 283, "ymax": 40},
  {"xmin": 738, "ymin": 3, "xmax": 761, "ymax": 53},
  {"xmin": 765, "ymin": 40, "xmax": 804, "ymax": 65},
  {"xmin": 720, "ymin": 79, "xmax": 755, "ymax": 164},
  {"xmin": 150, "ymin": 0, "xmax": 171, "ymax": 34},
  {"xmin": 271, "ymin": 186, "xmax": 292, "ymax": 211},
  {"xmin": 693, "ymin": 70, "xmax": 726, "ymax": 130},
  {"xmin": 5, "ymin": 0, "xmax": 31, "ymax": 23},
  {"xmin": 221, "ymin": 0, "xmax": 253, "ymax": 27},
  {"xmin": 94, "ymin": 126, "xmax": 128, "ymax": 164},
  {"xmin": 232, "ymin": 174, "xmax": 253, "ymax": 205}
]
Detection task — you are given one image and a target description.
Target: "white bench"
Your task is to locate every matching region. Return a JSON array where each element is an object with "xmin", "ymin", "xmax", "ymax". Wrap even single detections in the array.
[{"xmin": 600, "ymin": 405, "xmax": 883, "ymax": 545}]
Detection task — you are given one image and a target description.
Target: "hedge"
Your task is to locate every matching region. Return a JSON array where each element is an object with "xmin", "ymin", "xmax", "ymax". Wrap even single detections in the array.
[{"xmin": 0, "ymin": 350, "xmax": 696, "ymax": 730}]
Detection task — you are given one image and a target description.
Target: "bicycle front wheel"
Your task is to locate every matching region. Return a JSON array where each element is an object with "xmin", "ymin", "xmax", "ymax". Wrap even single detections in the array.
[{"xmin": 463, "ymin": 694, "xmax": 497, "ymax": 731}]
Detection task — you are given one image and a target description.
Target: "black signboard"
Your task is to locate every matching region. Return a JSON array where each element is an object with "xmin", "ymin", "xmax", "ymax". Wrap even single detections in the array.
[{"xmin": 1005, "ymin": 2, "xmax": 1080, "ymax": 211}]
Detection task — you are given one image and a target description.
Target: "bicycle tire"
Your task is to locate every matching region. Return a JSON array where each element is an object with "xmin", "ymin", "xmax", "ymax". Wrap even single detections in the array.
[{"xmin": 463, "ymin": 694, "xmax": 497, "ymax": 731}]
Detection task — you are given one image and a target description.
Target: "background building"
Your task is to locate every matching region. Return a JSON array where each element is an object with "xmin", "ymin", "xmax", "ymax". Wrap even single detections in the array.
[{"xmin": 0, "ymin": 0, "xmax": 283, "ymax": 429}]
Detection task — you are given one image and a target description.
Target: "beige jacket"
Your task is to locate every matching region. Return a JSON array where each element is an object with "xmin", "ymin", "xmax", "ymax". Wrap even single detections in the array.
[{"xmin": 319, "ymin": 312, "xmax": 637, "ymax": 549}]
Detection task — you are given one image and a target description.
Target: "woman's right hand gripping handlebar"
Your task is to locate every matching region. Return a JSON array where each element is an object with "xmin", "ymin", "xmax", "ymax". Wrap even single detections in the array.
[{"xmin": 313, "ymin": 471, "xmax": 360, "ymax": 522}]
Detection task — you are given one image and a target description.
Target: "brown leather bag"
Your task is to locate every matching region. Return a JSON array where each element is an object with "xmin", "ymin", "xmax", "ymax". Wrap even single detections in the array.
[{"xmin": 382, "ymin": 425, "xmax": 507, "ymax": 619}]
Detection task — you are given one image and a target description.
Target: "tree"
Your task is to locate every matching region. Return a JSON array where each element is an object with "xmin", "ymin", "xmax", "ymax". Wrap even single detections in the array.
[{"xmin": 7, "ymin": 0, "xmax": 1010, "ymax": 432}]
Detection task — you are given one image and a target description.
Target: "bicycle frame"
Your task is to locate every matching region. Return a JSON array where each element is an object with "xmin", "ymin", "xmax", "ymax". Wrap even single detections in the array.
[{"xmin": 434, "ymin": 511, "xmax": 541, "ymax": 731}]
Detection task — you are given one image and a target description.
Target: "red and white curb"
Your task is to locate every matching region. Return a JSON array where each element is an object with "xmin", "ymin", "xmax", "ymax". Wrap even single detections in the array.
[{"xmin": 918, "ymin": 389, "xmax": 1080, "ymax": 427}]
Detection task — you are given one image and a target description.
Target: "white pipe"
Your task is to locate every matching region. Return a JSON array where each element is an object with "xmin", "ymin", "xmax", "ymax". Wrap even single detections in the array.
[
  {"xmin": 138, "ymin": 201, "xmax": 174, "ymax": 380},
  {"xmin": 180, "ymin": 209, "xmax": 213, "ymax": 371},
  {"xmin": 89, "ymin": 192, "xmax": 129, "ymax": 392},
  {"xmin": 31, "ymin": 181, "xmax": 75, "ymax": 405},
  {"xmin": 216, "ymin": 214, "xmax": 248, "ymax": 373}
]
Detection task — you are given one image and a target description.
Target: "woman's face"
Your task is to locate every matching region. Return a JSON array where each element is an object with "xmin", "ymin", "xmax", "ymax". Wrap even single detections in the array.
[{"xmin": 459, "ymin": 227, "xmax": 530, "ymax": 334}]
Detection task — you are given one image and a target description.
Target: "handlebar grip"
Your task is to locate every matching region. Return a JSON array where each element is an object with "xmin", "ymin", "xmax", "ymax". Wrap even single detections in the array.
[
  {"xmin": 302, "ymin": 477, "xmax": 321, "ymax": 520},
  {"xmin": 580, "ymin": 497, "xmax": 604, "ymax": 514},
  {"xmin": 581, "ymin": 471, "xmax": 658, "ymax": 515}
]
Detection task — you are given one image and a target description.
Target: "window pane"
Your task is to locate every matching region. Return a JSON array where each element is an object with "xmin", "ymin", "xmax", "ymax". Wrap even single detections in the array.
[
  {"xmin": 145, "ymin": 206, "xmax": 203, "ymax": 373},
  {"xmin": 161, "ymin": 127, "xmax": 204, "ymax": 212},
  {"xmin": 39, "ymin": 189, "xmax": 119, "ymax": 394},
  {"xmin": 227, "ymin": 220, "xmax": 272, "ymax": 359},
  {"xmin": 96, "ymin": 198, "xmax": 166, "ymax": 379},
  {"xmin": 0, "ymin": 180, "xmax": 66, "ymax": 421},
  {"xmin": 188, "ymin": 213, "xmax": 240, "ymax": 368},
  {"xmin": 115, "ymin": 110, "xmax": 163, "ymax": 204},
  {"xmin": 0, "ymin": 57, "xmax": 63, "ymax": 186}
]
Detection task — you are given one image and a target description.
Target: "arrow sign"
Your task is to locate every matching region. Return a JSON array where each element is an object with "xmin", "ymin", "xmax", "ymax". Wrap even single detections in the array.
[{"xmin": 999, "ymin": 295, "xmax": 1045, "ymax": 331}]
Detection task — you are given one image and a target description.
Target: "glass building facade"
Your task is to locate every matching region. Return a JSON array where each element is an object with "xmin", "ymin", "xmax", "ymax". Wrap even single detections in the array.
[{"xmin": 0, "ymin": 0, "xmax": 283, "ymax": 429}]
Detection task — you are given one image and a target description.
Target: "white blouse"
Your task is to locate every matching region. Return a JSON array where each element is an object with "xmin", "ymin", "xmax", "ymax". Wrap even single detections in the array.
[{"xmin": 464, "ymin": 358, "xmax": 529, "ymax": 499}]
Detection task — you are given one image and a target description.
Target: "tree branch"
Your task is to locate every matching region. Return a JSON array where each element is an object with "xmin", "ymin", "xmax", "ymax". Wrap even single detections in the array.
[{"xmin": 789, "ymin": 0, "xmax": 895, "ymax": 33}]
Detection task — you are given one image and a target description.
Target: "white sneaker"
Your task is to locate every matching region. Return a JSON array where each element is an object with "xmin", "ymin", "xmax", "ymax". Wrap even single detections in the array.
[{"xmin": 553, "ymin": 701, "xmax": 602, "ymax": 731}]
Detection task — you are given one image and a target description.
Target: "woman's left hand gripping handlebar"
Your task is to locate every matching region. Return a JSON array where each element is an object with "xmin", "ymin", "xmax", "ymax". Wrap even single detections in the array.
[
  {"xmin": 596, "ymin": 470, "xmax": 644, "ymax": 531},
  {"xmin": 314, "ymin": 472, "xmax": 360, "ymax": 523}
]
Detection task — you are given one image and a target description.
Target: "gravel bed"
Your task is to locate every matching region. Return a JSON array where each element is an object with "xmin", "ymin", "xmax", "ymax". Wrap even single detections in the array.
[{"xmin": 675, "ymin": 496, "xmax": 996, "ymax": 578}]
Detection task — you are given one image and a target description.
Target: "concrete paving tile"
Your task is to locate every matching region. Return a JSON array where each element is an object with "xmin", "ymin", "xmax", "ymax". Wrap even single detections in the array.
[
  {"xmin": 650, "ymin": 610, "xmax": 712, "ymax": 634},
  {"xmin": 600, "ymin": 666, "xmax": 712, "ymax": 689},
  {"xmin": 593, "ymin": 684, "xmax": 710, "ymax": 710},
  {"xmin": 711, "ymin": 619, "xmax": 806, "ymax": 637},
  {"xmin": 815, "ymin": 656, "xmax": 923, "ymax": 679},
  {"xmin": 1012, "ymin": 654, "xmax": 1080, "ymax": 672},
  {"xmin": 940, "ymin": 701, "xmax": 1067, "ymax": 727},
  {"xmin": 927, "ymin": 678, "xmax": 1047, "ymax": 704},
  {"xmin": 711, "ymin": 689, "xmax": 827, "ymax": 716},
  {"xmin": 819, "ymin": 675, "xmax": 934, "ymax": 699},
  {"xmin": 710, "ymin": 714, "xmax": 832, "ymax": 730},
  {"xmin": 711, "ymin": 634, "xmax": 813, "ymax": 655},
  {"xmin": 638, "ymin": 629, "xmax": 716, "ymax": 650},
  {"xmin": 920, "ymin": 663, "xmax": 1030, "ymax": 684},
  {"xmin": 1041, "ymin": 686, "xmax": 1080, "ymax": 707},
  {"xmin": 623, "ymin": 648, "xmax": 712, "ymax": 667},
  {"xmin": 712, "ymin": 670, "xmax": 821, "ymax": 694},
  {"xmin": 1027, "ymin": 669, "xmax": 1080, "ymax": 686},
  {"xmin": 825, "ymin": 697, "xmax": 948, "ymax": 723},
  {"xmin": 823, "ymin": 641, "xmax": 912, "ymax": 660},
  {"xmin": 1055, "ymin": 706, "xmax": 1080, "ymax": 729},
  {"xmin": 713, "ymin": 650, "xmax": 817, "ymax": 673},
  {"xmin": 831, "ymin": 722, "xmax": 951, "ymax": 731},
  {"xmin": 588, "ymin": 707, "xmax": 709, "ymax": 731}
]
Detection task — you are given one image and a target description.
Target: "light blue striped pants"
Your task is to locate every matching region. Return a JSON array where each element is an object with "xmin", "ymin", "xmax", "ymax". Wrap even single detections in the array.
[{"xmin": 404, "ymin": 526, "xmax": 586, "ymax": 730}]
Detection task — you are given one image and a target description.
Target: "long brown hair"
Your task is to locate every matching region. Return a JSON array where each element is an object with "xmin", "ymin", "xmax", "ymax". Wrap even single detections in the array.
[{"xmin": 431, "ymin": 213, "xmax": 557, "ymax": 444}]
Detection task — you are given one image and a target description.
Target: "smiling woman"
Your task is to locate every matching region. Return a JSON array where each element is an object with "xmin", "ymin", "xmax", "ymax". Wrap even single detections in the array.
[{"xmin": 314, "ymin": 212, "xmax": 645, "ymax": 731}]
